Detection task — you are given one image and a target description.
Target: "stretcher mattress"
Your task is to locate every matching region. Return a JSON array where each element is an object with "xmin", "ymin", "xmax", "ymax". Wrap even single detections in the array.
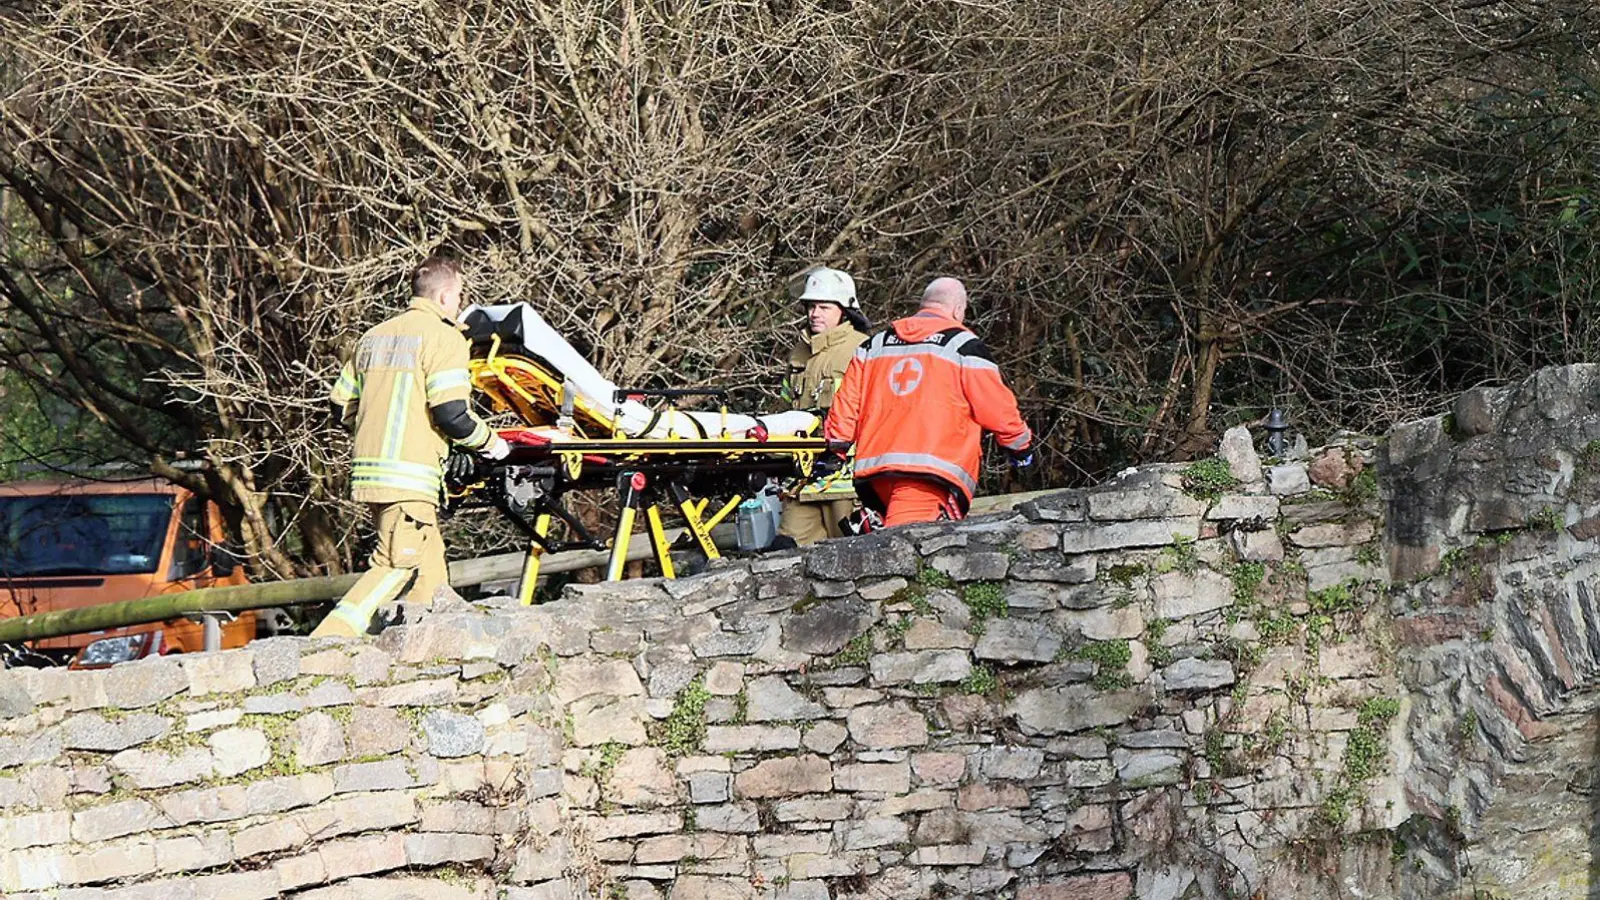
[{"xmin": 461, "ymin": 303, "xmax": 819, "ymax": 439}]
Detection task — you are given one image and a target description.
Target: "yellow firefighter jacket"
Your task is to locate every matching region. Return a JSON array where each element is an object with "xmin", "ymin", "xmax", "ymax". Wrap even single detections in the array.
[
  {"xmin": 783, "ymin": 323, "xmax": 868, "ymax": 412},
  {"xmin": 329, "ymin": 297, "xmax": 494, "ymax": 505}
]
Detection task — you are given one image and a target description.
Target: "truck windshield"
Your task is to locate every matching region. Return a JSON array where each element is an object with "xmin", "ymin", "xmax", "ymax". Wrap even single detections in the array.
[{"xmin": 0, "ymin": 494, "xmax": 174, "ymax": 577}]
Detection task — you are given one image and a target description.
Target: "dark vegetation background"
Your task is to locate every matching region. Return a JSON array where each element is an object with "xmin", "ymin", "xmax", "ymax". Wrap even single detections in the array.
[{"xmin": 0, "ymin": 0, "xmax": 1595, "ymax": 576}]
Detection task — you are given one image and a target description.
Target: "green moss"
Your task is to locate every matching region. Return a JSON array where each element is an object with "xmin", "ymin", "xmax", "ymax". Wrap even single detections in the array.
[
  {"xmin": 1343, "ymin": 466, "xmax": 1378, "ymax": 504},
  {"xmin": 1307, "ymin": 581, "xmax": 1361, "ymax": 616},
  {"xmin": 1526, "ymin": 506, "xmax": 1563, "ymax": 531},
  {"xmin": 830, "ymin": 632, "xmax": 873, "ymax": 667},
  {"xmin": 1154, "ymin": 535, "xmax": 1199, "ymax": 575},
  {"xmin": 1106, "ymin": 563, "xmax": 1146, "ymax": 587},
  {"xmin": 579, "ymin": 742, "xmax": 627, "ymax": 783},
  {"xmin": 917, "ymin": 563, "xmax": 955, "ymax": 589},
  {"xmin": 653, "ymin": 678, "xmax": 711, "ymax": 758},
  {"xmin": 961, "ymin": 664, "xmax": 998, "ymax": 696},
  {"xmin": 1459, "ymin": 709, "xmax": 1479, "ymax": 741},
  {"xmin": 1257, "ymin": 609, "xmax": 1298, "ymax": 645},
  {"xmin": 1076, "ymin": 639, "xmax": 1133, "ymax": 689},
  {"xmin": 885, "ymin": 614, "xmax": 914, "ymax": 647},
  {"xmin": 1354, "ymin": 542, "xmax": 1382, "ymax": 567},
  {"xmin": 961, "ymin": 582, "xmax": 1007, "ymax": 635},
  {"xmin": 1180, "ymin": 457, "xmax": 1240, "ymax": 502},
  {"xmin": 1232, "ymin": 561, "xmax": 1265, "ymax": 605},
  {"xmin": 732, "ymin": 689, "xmax": 749, "ymax": 725},
  {"xmin": 1357, "ymin": 696, "xmax": 1401, "ymax": 728},
  {"xmin": 1321, "ymin": 785, "xmax": 1354, "ymax": 827}
]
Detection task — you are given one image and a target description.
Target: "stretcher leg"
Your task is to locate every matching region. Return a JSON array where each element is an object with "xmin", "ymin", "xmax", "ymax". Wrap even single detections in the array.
[
  {"xmin": 704, "ymin": 496, "xmax": 742, "ymax": 531},
  {"xmin": 646, "ymin": 505, "xmax": 676, "ymax": 579},
  {"xmin": 516, "ymin": 513, "xmax": 552, "ymax": 605},
  {"xmin": 670, "ymin": 483, "xmax": 721, "ymax": 560},
  {"xmin": 608, "ymin": 507, "xmax": 637, "ymax": 581}
]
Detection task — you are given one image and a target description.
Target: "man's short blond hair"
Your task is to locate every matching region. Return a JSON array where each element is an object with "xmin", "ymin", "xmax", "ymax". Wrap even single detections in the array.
[{"xmin": 411, "ymin": 256, "xmax": 462, "ymax": 300}]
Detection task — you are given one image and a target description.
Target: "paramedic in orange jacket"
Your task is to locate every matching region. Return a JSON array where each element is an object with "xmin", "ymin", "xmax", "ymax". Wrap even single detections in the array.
[{"xmin": 824, "ymin": 277, "xmax": 1033, "ymax": 527}]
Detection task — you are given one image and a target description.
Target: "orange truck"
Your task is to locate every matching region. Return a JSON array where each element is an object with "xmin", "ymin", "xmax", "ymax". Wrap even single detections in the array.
[{"xmin": 0, "ymin": 477, "xmax": 257, "ymax": 667}]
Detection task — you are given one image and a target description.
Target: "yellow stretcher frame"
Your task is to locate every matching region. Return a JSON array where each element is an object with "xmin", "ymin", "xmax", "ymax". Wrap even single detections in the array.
[{"xmin": 464, "ymin": 337, "xmax": 832, "ymax": 599}]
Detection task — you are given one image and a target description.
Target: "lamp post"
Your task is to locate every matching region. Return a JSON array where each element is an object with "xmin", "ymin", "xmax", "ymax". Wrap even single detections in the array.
[{"xmin": 1265, "ymin": 408, "xmax": 1289, "ymax": 457}]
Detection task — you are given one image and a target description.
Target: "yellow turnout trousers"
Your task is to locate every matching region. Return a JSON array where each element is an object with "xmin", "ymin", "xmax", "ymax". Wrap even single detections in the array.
[
  {"xmin": 312, "ymin": 500, "xmax": 447, "ymax": 638},
  {"xmin": 778, "ymin": 496, "xmax": 855, "ymax": 545}
]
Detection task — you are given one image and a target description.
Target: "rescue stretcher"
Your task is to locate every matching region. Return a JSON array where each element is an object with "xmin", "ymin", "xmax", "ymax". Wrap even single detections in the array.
[{"xmin": 445, "ymin": 303, "xmax": 846, "ymax": 602}]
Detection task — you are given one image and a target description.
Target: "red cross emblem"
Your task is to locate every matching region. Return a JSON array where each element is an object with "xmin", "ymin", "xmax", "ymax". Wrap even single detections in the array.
[{"xmin": 888, "ymin": 358, "xmax": 923, "ymax": 396}]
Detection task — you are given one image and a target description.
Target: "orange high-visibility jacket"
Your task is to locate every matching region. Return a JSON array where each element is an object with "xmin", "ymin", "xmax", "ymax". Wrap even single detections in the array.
[{"xmin": 825, "ymin": 310, "xmax": 1032, "ymax": 513}]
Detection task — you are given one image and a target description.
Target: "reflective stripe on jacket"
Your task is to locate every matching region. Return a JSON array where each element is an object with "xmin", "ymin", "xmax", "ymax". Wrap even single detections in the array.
[
  {"xmin": 824, "ymin": 310, "xmax": 1031, "ymax": 511},
  {"xmin": 330, "ymin": 297, "xmax": 494, "ymax": 505}
]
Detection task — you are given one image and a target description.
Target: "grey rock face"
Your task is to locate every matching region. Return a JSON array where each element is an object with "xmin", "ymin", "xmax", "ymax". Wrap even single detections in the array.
[
  {"xmin": 804, "ymin": 533, "xmax": 919, "ymax": 581},
  {"xmin": 780, "ymin": 597, "xmax": 876, "ymax": 656}
]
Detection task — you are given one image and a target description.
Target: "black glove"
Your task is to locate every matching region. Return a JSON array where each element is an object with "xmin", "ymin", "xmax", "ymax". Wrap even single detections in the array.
[
  {"xmin": 1008, "ymin": 445, "xmax": 1035, "ymax": 469},
  {"xmin": 444, "ymin": 451, "xmax": 485, "ymax": 489}
]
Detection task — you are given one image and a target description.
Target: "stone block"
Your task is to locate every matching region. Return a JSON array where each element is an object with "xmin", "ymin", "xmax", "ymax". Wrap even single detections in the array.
[
  {"xmin": 1267, "ymin": 465, "xmax": 1310, "ymax": 496},
  {"xmin": 1055, "ymin": 605, "xmax": 1145, "ymax": 641},
  {"xmin": 912, "ymin": 844, "xmax": 986, "ymax": 866},
  {"xmin": 1219, "ymin": 426, "xmax": 1263, "ymax": 483},
  {"xmin": 155, "ymin": 830, "xmax": 232, "ymax": 873},
  {"xmin": 1318, "ymin": 642, "xmax": 1381, "ymax": 679},
  {"xmin": 1114, "ymin": 750, "xmax": 1183, "ymax": 787},
  {"xmin": 357, "ymin": 678, "xmax": 455, "ymax": 707},
  {"xmin": 554, "ymin": 659, "xmax": 645, "ymax": 705},
  {"xmin": 609, "ymin": 747, "xmax": 678, "ymax": 807},
  {"xmin": 929, "ymin": 551, "xmax": 1010, "ymax": 582},
  {"xmin": 1088, "ymin": 483, "xmax": 1207, "ymax": 521},
  {"xmin": 1009, "ymin": 685, "xmax": 1148, "ymax": 736},
  {"xmin": 691, "ymin": 629, "xmax": 766, "ymax": 659},
  {"xmin": 780, "ymin": 597, "xmax": 876, "ymax": 656},
  {"xmin": 72, "ymin": 798, "xmax": 169, "ymax": 843},
  {"xmin": 912, "ymin": 752, "xmax": 966, "ymax": 786},
  {"xmin": 347, "ymin": 706, "xmax": 412, "ymax": 757},
  {"xmin": 1011, "ymin": 556, "xmax": 1098, "ymax": 584},
  {"xmin": 859, "ymin": 577, "xmax": 909, "ymax": 601},
  {"xmin": 419, "ymin": 800, "xmax": 516, "ymax": 834},
  {"xmin": 60, "ymin": 713, "xmax": 171, "ymax": 752},
  {"xmin": 1, "ymin": 809, "xmax": 70, "ymax": 849},
  {"xmin": 292, "ymin": 711, "xmax": 347, "ymax": 768},
  {"xmin": 842, "ymin": 816, "xmax": 910, "ymax": 850},
  {"xmin": 319, "ymin": 832, "xmax": 408, "ymax": 882},
  {"xmin": 1230, "ymin": 529, "xmax": 1284, "ymax": 562},
  {"xmin": 979, "ymin": 746, "xmax": 1045, "ymax": 780},
  {"xmin": 182, "ymin": 651, "xmax": 257, "ymax": 695},
  {"xmin": 775, "ymin": 796, "xmax": 854, "ymax": 822},
  {"xmin": 209, "ymin": 728, "xmax": 270, "ymax": 778},
  {"xmin": 333, "ymin": 759, "xmax": 416, "ymax": 794},
  {"xmin": 957, "ymin": 782, "xmax": 1030, "ymax": 810},
  {"xmin": 745, "ymin": 676, "xmax": 827, "ymax": 721},
  {"xmin": 580, "ymin": 812, "xmax": 682, "ymax": 841},
  {"xmin": 846, "ymin": 703, "xmax": 929, "ymax": 749},
  {"xmin": 833, "ymin": 761, "xmax": 911, "ymax": 794},
  {"xmin": 1208, "ymin": 495, "xmax": 1279, "ymax": 521},
  {"xmin": 60, "ymin": 839, "xmax": 157, "ymax": 886},
  {"xmin": 802, "ymin": 721, "xmax": 848, "ymax": 755},
  {"xmin": 250, "ymin": 637, "xmax": 304, "ymax": 687},
  {"xmin": 703, "ymin": 662, "xmax": 745, "ymax": 696},
  {"xmin": 1019, "ymin": 491, "xmax": 1087, "ymax": 523},
  {"xmin": 1018, "ymin": 872, "xmax": 1134, "ymax": 900},
  {"xmin": 0, "ymin": 731, "xmax": 61, "ymax": 770},
  {"xmin": 404, "ymin": 832, "xmax": 496, "ymax": 866},
  {"xmin": 1289, "ymin": 520, "xmax": 1375, "ymax": 549},
  {"xmin": 637, "ymin": 833, "xmax": 746, "ymax": 864},
  {"xmin": 805, "ymin": 533, "xmax": 919, "ymax": 581},
  {"xmin": 185, "ymin": 708, "xmax": 244, "ymax": 733},
  {"xmin": 689, "ymin": 771, "xmax": 732, "ymax": 804},
  {"xmin": 1061, "ymin": 518, "xmax": 1199, "ymax": 553},
  {"xmin": 696, "ymin": 802, "xmax": 761, "ymax": 833},
  {"xmin": 705, "ymin": 725, "xmax": 800, "ymax": 753},
  {"xmin": 903, "ymin": 618, "xmax": 975, "ymax": 650},
  {"xmin": 93, "ymin": 658, "xmax": 187, "ymax": 710},
  {"xmin": 1161, "ymin": 659, "xmax": 1235, "ymax": 692},
  {"xmin": 869, "ymin": 650, "xmax": 971, "ymax": 685},
  {"xmin": 975, "ymin": 619, "xmax": 1062, "ymax": 662},
  {"xmin": 1151, "ymin": 569, "xmax": 1234, "ymax": 620},
  {"xmin": 245, "ymin": 773, "xmax": 336, "ymax": 815},
  {"xmin": 422, "ymin": 709, "xmax": 486, "ymax": 758},
  {"xmin": 733, "ymin": 755, "xmax": 833, "ymax": 798},
  {"xmin": 108, "ymin": 746, "xmax": 214, "ymax": 789},
  {"xmin": 570, "ymin": 695, "xmax": 648, "ymax": 747}
]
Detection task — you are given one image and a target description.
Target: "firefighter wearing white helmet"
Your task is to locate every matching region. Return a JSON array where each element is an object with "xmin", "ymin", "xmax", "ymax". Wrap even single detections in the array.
[{"xmin": 778, "ymin": 266, "xmax": 869, "ymax": 545}]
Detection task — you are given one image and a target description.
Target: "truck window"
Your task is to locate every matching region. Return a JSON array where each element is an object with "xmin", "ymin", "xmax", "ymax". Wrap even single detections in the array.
[
  {"xmin": 169, "ymin": 498, "xmax": 209, "ymax": 580},
  {"xmin": 0, "ymin": 494, "xmax": 174, "ymax": 577}
]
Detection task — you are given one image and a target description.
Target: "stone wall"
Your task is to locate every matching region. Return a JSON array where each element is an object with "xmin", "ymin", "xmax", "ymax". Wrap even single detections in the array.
[{"xmin": 1, "ymin": 363, "xmax": 1597, "ymax": 900}]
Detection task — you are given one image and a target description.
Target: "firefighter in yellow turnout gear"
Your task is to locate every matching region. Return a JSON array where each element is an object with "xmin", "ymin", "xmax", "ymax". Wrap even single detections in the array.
[
  {"xmin": 777, "ymin": 267, "xmax": 868, "ymax": 545},
  {"xmin": 312, "ymin": 257, "xmax": 510, "ymax": 638}
]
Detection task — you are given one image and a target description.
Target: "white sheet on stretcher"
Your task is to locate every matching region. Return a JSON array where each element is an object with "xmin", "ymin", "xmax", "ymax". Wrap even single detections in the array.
[{"xmin": 463, "ymin": 303, "xmax": 822, "ymax": 440}]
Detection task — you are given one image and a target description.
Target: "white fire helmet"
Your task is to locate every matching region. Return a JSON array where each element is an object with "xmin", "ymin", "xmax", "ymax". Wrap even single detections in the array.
[{"xmin": 788, "ymin": 266, "xmax": 860, "ymax": 310}]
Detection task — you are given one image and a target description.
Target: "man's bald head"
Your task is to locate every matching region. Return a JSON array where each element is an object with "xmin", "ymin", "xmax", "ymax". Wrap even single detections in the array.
[{"xmin": 920, "ymin": 277, "xmax": 969, "ymax": 323}]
